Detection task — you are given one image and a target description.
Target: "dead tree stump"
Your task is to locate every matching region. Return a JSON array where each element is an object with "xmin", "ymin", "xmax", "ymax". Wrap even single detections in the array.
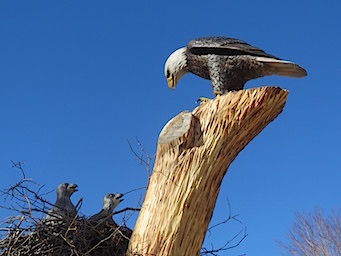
[{"xmin": 127, "ymin": 86, "xmax": 289, "ymax": 256}]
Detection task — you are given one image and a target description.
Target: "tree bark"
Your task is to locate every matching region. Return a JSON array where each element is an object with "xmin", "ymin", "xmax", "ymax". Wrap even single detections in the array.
[{"xmin": 127, "ymin": 86, "xmax": 289, "ymax": 256}]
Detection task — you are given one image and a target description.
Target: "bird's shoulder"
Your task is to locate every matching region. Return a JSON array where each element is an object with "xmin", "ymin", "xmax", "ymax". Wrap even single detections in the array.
[
  {"xmin": 188, "ymin": 37, "xmax": 245, "ymax": 48},
  {"xmin": 187, "ymin": 36, "xmax": 278, "ymax": 59}
]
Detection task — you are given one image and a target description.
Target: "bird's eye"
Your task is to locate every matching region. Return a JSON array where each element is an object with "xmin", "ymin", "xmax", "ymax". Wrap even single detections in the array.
[{"xmin": 166, "ymin": 70, "xmax": 171, "ymax": 78}]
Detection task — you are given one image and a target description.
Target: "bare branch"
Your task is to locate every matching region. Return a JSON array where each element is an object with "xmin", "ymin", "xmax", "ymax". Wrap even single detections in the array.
[
  {"xmin": 279, "ymin": 208, "xmax": 341, "ymax": 256},
  {"xmin": 114, "ymin": 207, "xmax": 141, "ymax": 215},
  {"xmin": 10, "ymin": 160, "xmax": 26, "ymax": 179},
  {"xmin": 201, "ymin": 197, "xmax": 248, "ymax": 255}
]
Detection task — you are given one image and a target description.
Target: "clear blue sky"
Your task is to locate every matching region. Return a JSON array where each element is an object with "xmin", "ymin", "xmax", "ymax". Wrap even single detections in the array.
[{"xmin": 1, "ymin": 1, "xmax": 340, "ymax": 255}]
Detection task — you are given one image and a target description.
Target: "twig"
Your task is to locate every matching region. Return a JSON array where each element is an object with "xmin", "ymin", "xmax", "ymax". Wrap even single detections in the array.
[
  {"xmin": 123, "ymin": 186, "xmax": 147, "ymax": 196},
  {"xmin": 201, "ymin": 197, "xmax": 248, "ymax": 255},
  {"xmin": 114, "ymin": 207, "xmax": 141, "ymax": 215},
  {"xmin": 127, "ymin": 138, "xmax": 155, "ymax": 187}
]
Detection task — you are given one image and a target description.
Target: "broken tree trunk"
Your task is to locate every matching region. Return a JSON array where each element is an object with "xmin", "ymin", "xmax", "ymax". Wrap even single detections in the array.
[{"xmin": 127, "ymin": 86, "xmax": 289, "ymax": 256}]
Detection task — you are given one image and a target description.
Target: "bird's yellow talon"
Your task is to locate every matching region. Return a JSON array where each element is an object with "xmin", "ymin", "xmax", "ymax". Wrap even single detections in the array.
[{"xmin": 196, "ymin": 97, "xmax": 211, "ymax": 104}]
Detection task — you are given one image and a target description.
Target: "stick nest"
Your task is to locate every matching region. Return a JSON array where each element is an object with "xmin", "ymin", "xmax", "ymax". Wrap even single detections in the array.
[
  {"xmin": 0, "ymin": 162, "xmax": 134, "ymax": 256},
  {"xmin": 0, "ymin": 215, "xmax": 132, "ymax": 256}
]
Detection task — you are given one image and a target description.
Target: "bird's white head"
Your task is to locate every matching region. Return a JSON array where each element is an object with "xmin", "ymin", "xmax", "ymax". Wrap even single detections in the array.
[
  {"xmin": 103, "ymin": 193, "xmax": 124, "ymax": 212},
  {"xmin": 164, "ymin": 47, "xmax": 188, "ymax": 89},
  {"xmin": 57, "ymin": 183, "xmax": 78, "ymax": 199}
]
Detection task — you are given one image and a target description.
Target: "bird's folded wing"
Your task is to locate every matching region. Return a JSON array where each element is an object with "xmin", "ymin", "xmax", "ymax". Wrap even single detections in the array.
[{"xmin": 188, "ymin": 37, "xmax": 278, "ymax": 59}]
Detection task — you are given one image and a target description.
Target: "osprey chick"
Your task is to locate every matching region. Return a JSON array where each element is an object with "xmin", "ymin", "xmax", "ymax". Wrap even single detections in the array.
[
  {"xmin": 89, "ymin": 193, "xmax": 124, "ymax": 225},
  {"xmin": 46, "ymin": 183, "xmax": 78, "ymax": 220},
  {"xmin": 164, "ymin": 36, "xmax": 307, "ymax": 95}
]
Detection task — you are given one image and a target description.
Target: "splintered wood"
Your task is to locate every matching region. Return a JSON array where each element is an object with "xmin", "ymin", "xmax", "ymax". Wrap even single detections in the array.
[{"xmin": 127, "ymin": 87, "xmax": 289, "ymax": 256}]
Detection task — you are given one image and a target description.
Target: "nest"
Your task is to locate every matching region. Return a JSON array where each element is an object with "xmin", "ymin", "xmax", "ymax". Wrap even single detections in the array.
[
  {"xmin": 0, "ymin": 162, "xmax": 138, "ymax": 256},
  {"xmin": 0, "ymin": 215, "xmax": 132, "ymax": 256}
]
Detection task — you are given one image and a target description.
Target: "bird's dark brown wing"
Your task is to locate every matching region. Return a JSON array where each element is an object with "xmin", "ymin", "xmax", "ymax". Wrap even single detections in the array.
[{"xmin": 188, "ymin": 37, "xmax": 279, "ymax": 59}]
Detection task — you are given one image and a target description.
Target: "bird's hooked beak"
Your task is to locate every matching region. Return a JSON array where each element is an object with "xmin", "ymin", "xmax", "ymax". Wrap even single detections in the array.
[
  {"xmin": 167, "ymin": 74, "xmax": 177, "ymax": 90},
  {"xmin": 67, "ymin": 184, "xmax": 78, "ymax": 195},
  {"xmin": 116, "ymin": 193, "xmax": 124, "ymax": 203}
]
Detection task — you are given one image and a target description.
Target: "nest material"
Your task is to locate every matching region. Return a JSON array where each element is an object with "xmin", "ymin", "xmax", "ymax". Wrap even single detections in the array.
[{"xmin": 0, "ymin": 216, "xmax": 132, "ymax": 256}]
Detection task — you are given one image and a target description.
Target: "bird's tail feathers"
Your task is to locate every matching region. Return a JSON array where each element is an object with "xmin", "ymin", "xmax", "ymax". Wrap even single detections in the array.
[{"xmin": 256, "ymin": 57, "xmax": 307, "ymax": 78}]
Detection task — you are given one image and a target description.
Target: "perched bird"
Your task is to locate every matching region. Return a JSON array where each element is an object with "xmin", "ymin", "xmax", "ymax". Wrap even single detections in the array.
[
  {"xmin": 46, "ymin": 183, "xmax": 78, "ymax": 220},
  {"xmin": 164, "ymin": 36, "xmax": 307, "ymax": 95},
  {"xmin": 89, "ymin": 193, "xmax": 124, "ymax": 225}
]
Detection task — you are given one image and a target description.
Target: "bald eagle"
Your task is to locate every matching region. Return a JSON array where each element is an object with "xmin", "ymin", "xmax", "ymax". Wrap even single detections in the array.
[{"xmin": 164, "ymin": 37, "xmax": 307, "ymax": 95}]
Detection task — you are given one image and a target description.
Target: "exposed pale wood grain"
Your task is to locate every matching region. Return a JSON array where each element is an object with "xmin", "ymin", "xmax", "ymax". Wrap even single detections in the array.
[{"xmin": 127, "ymin": 86, "xmax": 289, "ymax": 256}]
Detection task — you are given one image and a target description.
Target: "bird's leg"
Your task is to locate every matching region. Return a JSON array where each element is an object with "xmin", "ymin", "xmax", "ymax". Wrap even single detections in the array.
[{"xmin": 207, "ymin": 55, "xmax": 226, "ymax": 95}]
